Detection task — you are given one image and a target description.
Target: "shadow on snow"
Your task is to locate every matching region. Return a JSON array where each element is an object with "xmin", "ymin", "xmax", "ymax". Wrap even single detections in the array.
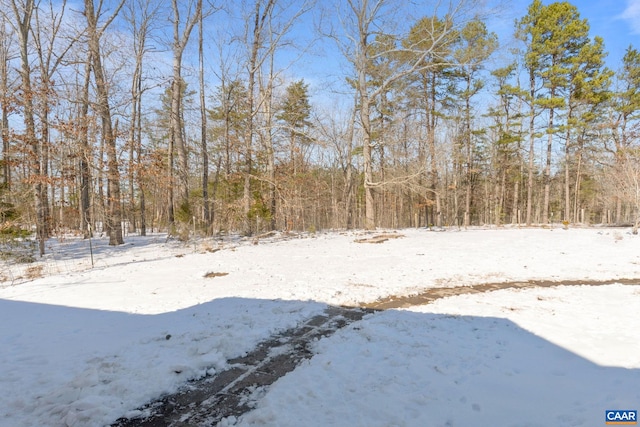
[{"xmin": 0, "ymin": 296, "xmax": 637, "ymax": 427}]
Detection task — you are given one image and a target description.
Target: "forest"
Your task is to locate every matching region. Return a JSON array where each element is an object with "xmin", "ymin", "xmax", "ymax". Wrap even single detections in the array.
[{"xmin": 0, "ymin": 0, "xmax": 639, "ymax": 255}]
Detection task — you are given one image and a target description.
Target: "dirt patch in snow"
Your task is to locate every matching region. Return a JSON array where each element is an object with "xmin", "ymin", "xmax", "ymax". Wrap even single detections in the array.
[
  {"xmin": 354, "ymin": 233, "xmax": 405, "ymax": 244},
  {"xmin": 361, "ymin": 278, "xmax": 640, "ymax": 310}
]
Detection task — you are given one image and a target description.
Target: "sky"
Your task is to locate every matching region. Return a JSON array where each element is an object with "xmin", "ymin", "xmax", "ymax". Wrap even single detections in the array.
[
  {"xmin": 277, "ymin": 0, "xmax": 640, "ymax": 108},
  {"xmin": 506, "ymin": 0, "xmax": 640, "ymax": 68},
  {"xmin": 64, "ymin": 0, "xmax": 640, "ymax": 112}
]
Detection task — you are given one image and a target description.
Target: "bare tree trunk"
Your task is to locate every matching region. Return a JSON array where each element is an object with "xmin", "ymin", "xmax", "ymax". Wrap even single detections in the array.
[
  {"xmin": 343, "ymin": 99, "xmax": 358, "ymax": 230},
  {"xmin": 525, "ymin": 68, "xmax": 536, "ymax": 226},
  {"xmin": 198, "ymin": 8, "xmax": 211, "ymax": 231},
  {"xmin": 564, "ymin": 136, "xmax": 571, "ymax": 223},
  {"xmin": 563, "ymin": 107, "xmax": 574, "ymax": 223},
  {"xmin": 124, "ymin": 0, "xmax": 159, "ymax": 235},
  {"xmin": 542, "ymin": 91, "xmax": 555, "ymax": 224},
  {"xmin": 360, "ymin": 82, "xmax": 375, "ymax": 230},
  {"xmin": 128, "ymin": 62, "xmax": 138, "ymax": 231},
  {"xmin": 262, "ymin": 58, "xmax": 277, "ymax": 231},
  {"xmin": 243, "ymin": 0, "xmax": 276, "ymax": 236},
  {"xmin": 168, "ymin": 125, "xmax": 175, "ymax": 226},
  {"xmin": 573, "ymin": 134, "xmax": 583, "ymax": 223},
  {"xmin": 40, "ymin": 85, "xmax": 52, "ymax": 236},
  {"xmin": 32, "ymin": 0, "xmax": 82, "ymax": 236},
  {"xmin": 171, "ymin": 0, "xmax": 202, "ymax": 222},
  {"xmin": 84, "ymin": 0, "xmax": 125, "ymax": 246},
  {"xmin": 428, "ymin": 73, "xmax": 441, "ymax": 228},
  {"xmin": 10, "ymin": 0, "xmax": 47, "ymax": 255},
  {"xmin": 79, "ymin": 60, "xmax": 92, "ymax": 238},
  {"xmin": 0, "ymin": 20, "xmax": 10, "ymax": 189}
]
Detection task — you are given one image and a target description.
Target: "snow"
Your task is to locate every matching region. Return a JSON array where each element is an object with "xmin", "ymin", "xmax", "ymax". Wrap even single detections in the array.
[{"xmin": 1, "ymin": 227, "xmax": 639, "ymax": 426}]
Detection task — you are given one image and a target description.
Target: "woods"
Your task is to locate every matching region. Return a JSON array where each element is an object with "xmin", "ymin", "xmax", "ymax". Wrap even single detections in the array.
[{"xmin": 1, "ymin": 0, "xmax": 639, "ymax": 253}]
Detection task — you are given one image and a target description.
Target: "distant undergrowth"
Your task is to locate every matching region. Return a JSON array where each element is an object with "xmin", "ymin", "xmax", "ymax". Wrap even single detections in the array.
[{"xmin": 0, "ymin": 224, "xmax": 36, "ymax": 264}]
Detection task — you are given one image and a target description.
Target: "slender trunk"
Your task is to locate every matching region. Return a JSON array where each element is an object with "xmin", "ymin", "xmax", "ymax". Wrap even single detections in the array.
[
  {"xmin": 343, "ymin": 99, "xmax": 357, "ymax": 229},
  {"xmin": 13, "ymin": 0, "xmax": 45, "ymax": 255},
  {"xmin": 0, "ymin": 29, "xmax": 9, "ymax": 189},
  {"xmin": 85, "ymin": 0, "xmax": 124, "ymax": 245},
  {"xmin": 543, "ymin": 102, "xmax": 554, "ymax": 224},
  {"xmin": 464, "ymin": 136, "xmax": 472, "ymax": 227},
  {"xmin": 526, "ymin": 68, "xmax": 535, "ymax": 226},
  {"xmin": 432, "ymin": 75, "xmax": 441, "ymax": 227},
  {"xmin": 563, "ymin": 107, "xmax": 574, "ymax": 222},
  {"xmin": 265, "ymin": 89, "xmax": 276, "ymax": 231},
  {"xmin": 79, "ymin": 61, "xmax": 92, "ymax": 238},
  {"xmin": 464, "ymin": 76, "xmax": 472, "ymax": 227},
  {"xmin": 170, "ymin": 0, "xmax": 202, "ymax": 223},
  {"xmin": 1, "ymin": 98, "xmax": 8, "ymax": 189},
  {"xmin": 573, "ymin": 133, "xmax": 583, "ymax": 223},
  {"xmin": 615, "ymin": 118, "xmax": 627, "ymax": 224},
  {"xmin": 171, "ymin": 60, "xmax": 189, "ymax": 212},
  {"xmin": 360, "ymin": 85, "xmax": 375, "ymax": 230},
  {"xmin": 427, "ymin": 72, "xmax": 440, "ymax": 227},
  {"xmin": 199, "ymin": 12, "xmax": 210, "ymax": 230},
  {"xmin": 564, "ymin": 136, "xmax": 570, "ymax": 222},
  {"xmin": 168, "ymin": 125, "xmax": 175, "ymax": 225},
  {"xmin": 128, "ymin": 67, "xmax": 139, "ymax": 231},
  {"xmin": 41, "ymin": 100, "xmax": 51, "ymax": 236},
  {"xmin": 243, "ymin": 0, "xmax": 273, "ymax": 235},
  {"xmin": 513, "ymin": 177, "xmax": 520, "ymax": 225}
]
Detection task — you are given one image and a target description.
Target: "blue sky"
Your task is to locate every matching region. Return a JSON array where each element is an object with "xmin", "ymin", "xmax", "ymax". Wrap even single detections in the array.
[
  {"xmin": 67, "ymin": 0, "xmax": 640, "ymax": 112},
  {"xmin": 571, "ymin": 0, "xmax": 639, "ymax": 67},
  {"xmin": 499, "ymin": 0, "xmax": 640, "ymax": 69},
  {"xmin": 290, "ymin": 0, "xmax": 640, "ymax": 100}
]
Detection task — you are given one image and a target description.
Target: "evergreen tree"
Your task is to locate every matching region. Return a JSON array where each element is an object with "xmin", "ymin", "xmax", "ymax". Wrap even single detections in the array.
[
  {"xmin": 562, "ymin": 35, "xmax": 611, "ymax": 221},
  {"xmin": 402, "ymin": 15, "xmax": 459, "ymax": 227},
  {"xmin": 277, "ymin": 80, "xmax": 313, "ymax": 175},
  {"xmin": 453, "ymin": 19, "xmax": 497, "ymax": 226},
  {"xmin": 519, "ymin": 0, "xmax": 590, "ymax": 223}
]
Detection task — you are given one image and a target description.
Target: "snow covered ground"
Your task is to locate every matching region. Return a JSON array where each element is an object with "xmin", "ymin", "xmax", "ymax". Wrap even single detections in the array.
[{"xmin": 1, "ymin": 227, "xmax": 639, "ymax": 426}]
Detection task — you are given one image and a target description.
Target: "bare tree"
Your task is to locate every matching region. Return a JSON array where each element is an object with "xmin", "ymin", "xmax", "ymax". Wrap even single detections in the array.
[
  {"xmin": 8, "ymin": 0, "xmax": 49, "ymax": 255},
  {"xmin": 0, "ymin": 14, "xmax": 14, "ymax": 189},
  {"xmin": 84, "ymin": 0, "xmax": 125, "ymax": 246},
  {"xmin": 123, "ymin": 0, "xmax": 161, "ymax": 236},
  {"xmin": 609, "ymin": 150, "xmax": 640, "ymax": 233},
  {"xmin": 333, "ymin": 0, "xmax": 476, "ymax": 229},
  {"xmin": 240, "ymin": 0, "xmax": 276, "ymax": 236},
  {"xmin": 198, "ymin": 3, "xmax": 211, "ymax": 231},
  {"xmin": 169, "ymin": 0, "xmax": 202, "ymax": 227},
  {"xmin": 32, "ymin": 0, "xmax": 82, "ymax": 234},
  {"xmin": 254, "ymin": 0, "xmax": 315, "ymax": 231},
  {"xmin": 78, "ymin": 58, "xmax": 93, "ymax": 238}
]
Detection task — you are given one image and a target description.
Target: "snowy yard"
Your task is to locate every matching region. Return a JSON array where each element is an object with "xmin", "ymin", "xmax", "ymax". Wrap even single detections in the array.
[{"xmin": 1, "ymin": 227, "xmax": 639, "ymax": 426}]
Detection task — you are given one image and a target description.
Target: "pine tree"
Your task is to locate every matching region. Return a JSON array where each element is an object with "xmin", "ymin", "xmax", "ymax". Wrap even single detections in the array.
[
  {"xmin": 278, "ymin": 80, "xmax": 312, "ymax": 175},
  {"xmin": 454, "ymin": 19, "xmax": 497, "ymax": 226},
  {"xmin": 562, "ymin": 35, "xmax": 611, "ymax": 222},
  {"xmin": 519, "ymin": 0, "xmax": 590, "ymax": 224},
  {"xmin": 402, "ymin": 15, "xmax": 459, "ymax": 227},
  {"xmin": 276, "ymin": 79, "xmax": 313, "ymax": 230}
]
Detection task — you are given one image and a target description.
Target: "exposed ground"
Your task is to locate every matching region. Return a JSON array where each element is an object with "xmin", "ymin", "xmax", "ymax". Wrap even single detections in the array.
[{"xmin": 362, "ymin": 277, "xmax": 640, "ymax": 309}]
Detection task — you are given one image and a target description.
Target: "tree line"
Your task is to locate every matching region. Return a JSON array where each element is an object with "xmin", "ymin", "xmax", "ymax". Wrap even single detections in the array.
[{"xmin": 1, "ymin": 0, "xmax": 639, "ymax": 255}]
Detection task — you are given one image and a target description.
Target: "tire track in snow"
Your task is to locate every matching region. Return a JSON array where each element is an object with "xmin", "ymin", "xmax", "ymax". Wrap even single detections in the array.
[{"xmin": 111, "ymin": 306, "xmax": 374, "ymax": 427}]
